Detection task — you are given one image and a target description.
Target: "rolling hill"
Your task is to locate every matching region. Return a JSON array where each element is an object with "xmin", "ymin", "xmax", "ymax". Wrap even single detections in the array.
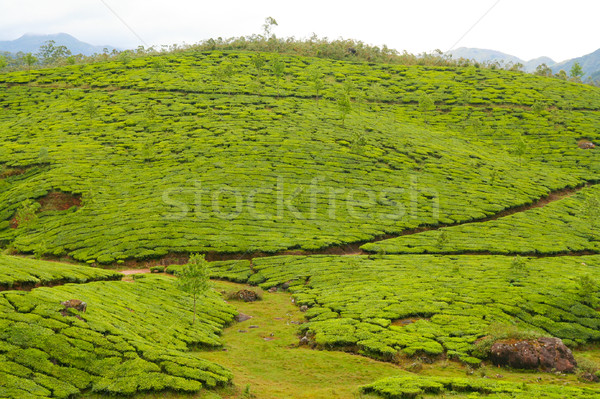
[{"xmin": 1, "ymin": 48, "xmax": 600, "ymax": 398}]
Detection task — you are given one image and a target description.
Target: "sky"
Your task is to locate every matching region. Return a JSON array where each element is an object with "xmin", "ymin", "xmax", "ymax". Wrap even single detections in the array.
[{"xmin": 0, "ymin": 0, "xmax": 598, "ymax": 62}]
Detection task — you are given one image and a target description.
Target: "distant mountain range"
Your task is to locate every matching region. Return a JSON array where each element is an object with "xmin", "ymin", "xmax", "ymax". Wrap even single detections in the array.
[
  {"xmin": 448, "ymin": 47, "xmax": 600, "ymax": 80},
  {"xmin": 0, "ymin": 33, "xmax": 118, "ymax": 56}
]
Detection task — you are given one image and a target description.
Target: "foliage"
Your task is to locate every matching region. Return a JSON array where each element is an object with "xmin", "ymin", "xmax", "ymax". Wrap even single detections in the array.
[
  {"xmin": 0, "ymin": 275, "xmax": 235, "ymax": 398},
  {"xmin": 2, "ymin": 50, "xmax": 595, "ymax": 262},
  {"xmin": 177, "ymin": 253, "xmax": 210, "ymax": 324},
  {"xmin": 241, "ymin": 255, "xmax": 600, "ymax": 362},
  {"xmin": 363, "ymin": 185, "xmax": 600, "ymax": 255},
  {"xmin": 0, "ymin": 255, "xmax": 121, "ymax": 290},
  {"xmin": 360, "ymin": 374, "xmax": 600, "ymax": 398}
]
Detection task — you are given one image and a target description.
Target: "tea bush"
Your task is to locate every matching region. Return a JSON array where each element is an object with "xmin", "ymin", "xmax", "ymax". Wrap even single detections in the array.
[
  {"xmin": 244, "ymin": 255, "xmax": 600, "ymax": 363},
  {"xmin": 0, "ymin": 255, "xmax": 121, "ymax": 290},
  {"xmin": 1, "ymin": 50, "xmax": 599, "ymax": 263},
  {"xmin": 360, "ymin": 375, "xmax": 600, "ymax": 398},
  {"xmin": 0, "ymin": 275, "xmax": 236, "ymax": 397},
  {"xmin": 363, "ymin": 184, "xmax": 600, "ymax": 255}
]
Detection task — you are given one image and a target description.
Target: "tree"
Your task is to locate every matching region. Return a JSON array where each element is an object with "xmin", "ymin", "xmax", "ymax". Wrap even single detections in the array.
[
  {"xmin": 555, "ymin": 69, "xmax": 568, "ymax": 81},
  {"xmin": 308, "ymin": 67, "xmax": 324, "ymax": 104},
  {"xmin": 578, "ymin": 275, "xmax": 598, "ymax": 308},
  {"xmin": 22, "ymin": 53, "xmax": 37, "ymax": 71},
  {"xmin": 0, "ymin": 55, "xmax": 6, "ymax": 70},
  {"xmin": 337, "ymin": 94, "xmax": 352, "ymax": 126},
  {"xmin": 271, "ymin": 56, "xmax": 285, "ymax": 96},
  {"xmin": 570, "ymin": 62, "xmax": 584, "ymax": 82},
  {"xmin": 262, "ymin": 17, "xmax": 278, "ymax": 39},
  {"xmin": 534, "ymin": 63, "xmax": 552, "ymax": 77},
  {"xmin": 177, "ymin": 254, "xmax": 210, "ymax": 324},
  {"xmin": 37, "ymin": 40, "xmax": 71, "ymax": 65},
  {"xmin": 435, "ymin": 230, "xmax": 449, "ymax": 249},
  {"xmin": 513, "ymin": 136, "xmax": 527, "ymax": 167},
  {"xmin": 214, "ymin": 61, "xmax": 235, "ymax": 95},
  {"xmin": 251, "ymin": 53, "xmax": 265, "ymax": 78},
  {"xmin": 418, "ymin": 92, "xmax": 435, "ymax": 123}
]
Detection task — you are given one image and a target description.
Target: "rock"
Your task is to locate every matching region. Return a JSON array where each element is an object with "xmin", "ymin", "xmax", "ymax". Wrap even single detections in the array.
[
  {"xmin": 249, "ymin": 325, "xmax": 259, "ymax": 329},
  {"xmin": 490, "ymin": 337, "xmax": 577, "ymax": 373},
  {"xmin": 578, "ymin": 140, "xmax": 596, "ymax": 149},
  {"xmin": 235, "ymin": 313, "xmax": 253, "ymax": 322},
  {"xmin": 580, "ymin": 372, "xmax": 600, "ymax": 383},
  {"xmin": 299, "ymin": 336, "xmax": 310, "ymax": 346},
  {"xmin": 300, "ymin": 305, "xmax": 308, "ymax": 312},
  {"xmin": 268, "ymin": 287, "xmax": 277, "ymax": 293},
  {"xmin": 238, "ymin": 329, "xmax": 247, "ymax": 333},
  {"xmin": 234, "ymin": 290, "xmax": 259, "ymax": 302}
]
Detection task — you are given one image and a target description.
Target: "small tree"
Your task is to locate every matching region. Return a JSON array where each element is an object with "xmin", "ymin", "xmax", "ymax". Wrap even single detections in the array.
[
  {"xmin": 262, "ymin": 17, "xmax": 278, "ymax": 39},
  {"xmin": 570, "ymin": 62, "xmax": 584, "ymax": 82},
  {"xmin": 435, "ymin": 230, "xmax": 449, "ymax": 249},
  {"xmin": 214, "ymin": 61, "xmax": 235, "ymax": 95},
  {"xmin": 15, "ymin": 199, "xmax": 41, "ymax": 229},
  {"xmin": 418, "ymin": 92, "xmax": 435, "ymax": 123},
  {"xmin": 308, "ymin": 67, "xmax": 324, "ymax": 104},
  {"xmin": 271, "ymin": 56, "xmax": 285, "ymax": 97},
  {"xmin": 534, "ymin": 63, "xmax": 552, "ymax": 77},
  {"xmin": 337, "ymin": 94, "xmax": 352, "ymax": 126},
  {"xmin": 177, "ymin": 254, "xmax": 210, "ymax": 324},
  {"xmin": 578, "ymin": 275, "xmax": 598, "ymax": 308},
  {"xmin": 0, "ymin": 55, "xmax": 6, "ymax": 70},
  {"xmin": 251, "ymin": 53, "xmax": 265, "ymax": 78}
]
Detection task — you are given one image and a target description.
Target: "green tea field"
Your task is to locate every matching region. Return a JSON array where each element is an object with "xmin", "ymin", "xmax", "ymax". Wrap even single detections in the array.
[{"xmin": 1, "ymin": 46, "xmax": 600, "ymax": 398}]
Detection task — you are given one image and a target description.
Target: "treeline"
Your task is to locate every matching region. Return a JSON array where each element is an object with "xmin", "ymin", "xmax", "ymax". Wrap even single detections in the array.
[{"xmin": 0, "ymin": 18, "xmax": 597, "ymax": 86}]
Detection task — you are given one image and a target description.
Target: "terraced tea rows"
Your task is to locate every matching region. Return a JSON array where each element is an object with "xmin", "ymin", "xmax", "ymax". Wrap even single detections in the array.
[
  {"xmin": 363, "ymin": 183, "xmax": 600, "ymax": 255},
  {"xmin": 361, "ymin": 375, "xmax": 600, "ymax": 398},
  {"xmin": 0, "ymin": 82, "xmax": 579, "ymax": 263},
  {"xmin": 235, "ymin": 255, "xmax": 600, "ymax": 364},
  {"xmin": 0, "ymin": 274, "xmax": 236, "ymax": 398},
  {"xmin": 0, "ymin": 255, "xmax": 121, "ymax": 290}
]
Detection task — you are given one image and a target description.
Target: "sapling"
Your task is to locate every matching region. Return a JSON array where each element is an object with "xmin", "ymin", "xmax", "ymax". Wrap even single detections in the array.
[{"xmin": 177, "ymin": 253, "xmax": 210, "ymax": 324}]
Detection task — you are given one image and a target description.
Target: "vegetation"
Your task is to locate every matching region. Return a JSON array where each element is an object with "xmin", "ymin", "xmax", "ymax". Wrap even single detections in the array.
[
  {"xmin": 2, "ymin": 50, "xmax": 600, "ymax": 263},
  {"xmin": 176, "ymin": 254, "xmax": 211, "ymax": 324},
  {"xmin": 360, "ymin": 375, "xmax": 600, "ymax": 398},
  {"xmin": 241, "ymin": 255, "xmax": 600, "ymax": 364},
  {"xmin": 2, "ymin": 36, "xmax": 600, "ymax": 398},
  {"xmin": 0, "ymin": 255, "xmax": 121, "ymax": 290},
  {"xmin": 363, "ymin": 185, "xmax": 600, "ymax": 255},
  {"xmin": 0, "ymin": 274, "xmax": 235, "ymax": 398}
]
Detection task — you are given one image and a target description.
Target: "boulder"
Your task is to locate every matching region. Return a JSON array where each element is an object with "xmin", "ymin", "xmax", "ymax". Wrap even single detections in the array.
[
  {"xmin": 235, "ymin": 289, "xmax": 259, "ymax": 302},
  {"xmin": 490, "ymin": 337, "xmax": 576, "ymax": 373}
]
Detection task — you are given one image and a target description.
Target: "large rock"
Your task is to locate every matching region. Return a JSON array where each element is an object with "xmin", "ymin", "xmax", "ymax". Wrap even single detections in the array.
[{"xmin": 490, "ymin": 337, "xmax": 576, "ymax": 373}]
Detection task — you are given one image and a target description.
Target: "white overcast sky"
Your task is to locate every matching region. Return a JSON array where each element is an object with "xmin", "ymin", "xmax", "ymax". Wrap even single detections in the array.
[{"xmin": 1, "ymin": 0, "xmax": 598, "ymax": 62}]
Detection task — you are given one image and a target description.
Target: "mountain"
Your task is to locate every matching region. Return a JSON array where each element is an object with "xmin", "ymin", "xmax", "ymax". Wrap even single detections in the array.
[
  {"xmin": 0, "ymin": 33, "xmax": 118, "ymax": 56},
  {"xmin": 551, "ymin": 47, "xmax": 600, "ymax": 79},
  {"xmin": 447, "ymin": 47, "xmax": 555, "ymax": 72}
]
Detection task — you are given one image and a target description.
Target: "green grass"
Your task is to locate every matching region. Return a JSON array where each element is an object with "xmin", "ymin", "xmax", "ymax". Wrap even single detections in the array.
[
  {"xmin": 0, "ymin": 255, "xmax": 122, "ymax": 289},
  {"xmin": 238, "ymin": 255, "xmax": 600, "ymax": 363},
  {"xmin": 0, "ymin": 275, "xmax": 236, "ymax": 398}
]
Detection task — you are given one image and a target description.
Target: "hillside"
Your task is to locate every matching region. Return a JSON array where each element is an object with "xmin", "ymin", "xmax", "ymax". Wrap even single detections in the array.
[
  {"xmin": 447, "ymin": 47, "xmax": 555, "ymax": 72},
  {"xmin": 1, "ymin": 50, "xmax": 600, "ymax": 398}
]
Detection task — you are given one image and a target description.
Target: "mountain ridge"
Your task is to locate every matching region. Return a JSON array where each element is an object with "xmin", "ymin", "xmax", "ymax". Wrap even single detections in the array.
[{"xmin": 0, "ymin": 33, "xmax": 118, "ymax": 56}]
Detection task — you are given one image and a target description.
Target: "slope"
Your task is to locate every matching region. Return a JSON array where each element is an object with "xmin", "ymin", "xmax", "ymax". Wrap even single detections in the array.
[{"xmin": 1, "ymin": 51, "xmax": 599, "ymax": 264}]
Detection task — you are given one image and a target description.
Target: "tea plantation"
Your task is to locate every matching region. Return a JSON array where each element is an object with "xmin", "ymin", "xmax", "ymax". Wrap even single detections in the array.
[
  {"xmin": 360, "ymin": 375, "xmax": 600, "ymax": 398},
  {"xmin": 2, "ymin": 48, "xmax": 600, "ymax": 398},
  {"xmin": 232, "ymin": 255, "xmax": 600, "ymax": 364},
  {"xmin": 1, "ymin": 51, "xmax": 599, "ymax": 262},
  {"xmin": 363, "ymin": 183, "xmax": 600, "ymax": 255},
  {"xmin": 0, "ymin": 255, "xmax": 121, "ymax": 290},
  {"xmin": 0, "ymin": 274, "xmax": 236, "ymax": 398}
]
